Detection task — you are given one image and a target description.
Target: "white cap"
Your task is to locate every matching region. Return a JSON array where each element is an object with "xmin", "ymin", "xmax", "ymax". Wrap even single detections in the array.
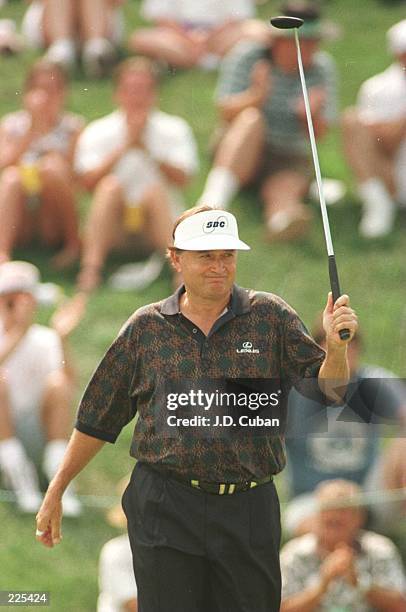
[
  {"xmin": 0, "ymin": 261, "xmax": 40, "ymax": 296},
  {"xmin": 387, "ymin": 19, "xmax": 406, "ymax": 56},
  {"xmin": 173, "ymin": 210, "xmax": 250, "ymax": 251}
]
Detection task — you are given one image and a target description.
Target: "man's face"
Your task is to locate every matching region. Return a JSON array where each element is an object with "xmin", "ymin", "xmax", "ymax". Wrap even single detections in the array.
[
  {"xmin": 115, "ymin": 70, "xmax": 156, "ymax": 114},
  {"xmin": 25, "ymin": 70, "xmax": 65, "ymax": 116},
  {"xmin": 316, "ymin": 506, "xmax": 363, "ymax": 550},
  {"xmin": 273, "ymin": 37, "xmax": 320, "ymax": 72},
  {"xmin": 171, "ymin": 250, "xmax": 237, "ymax": 301}
]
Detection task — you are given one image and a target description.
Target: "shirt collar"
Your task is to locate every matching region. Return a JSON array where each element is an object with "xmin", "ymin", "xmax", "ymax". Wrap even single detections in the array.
[{"xmin": 160, "ymin": 284, "xmax": 251, "ymax": 316}]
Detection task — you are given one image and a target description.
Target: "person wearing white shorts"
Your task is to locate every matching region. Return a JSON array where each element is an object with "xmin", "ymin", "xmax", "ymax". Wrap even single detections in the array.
[
  {"xmin": 21, "ymin": 0, "xmax": 125, "ymax": 77},
  {"xmin": 75, "ymin": 57, "xmax": 198, "ymax": 293},
  {"xmin": 342, "ymin": 19, "xmax": 406, "ymax": 238},
  {"xmin": 0, "ymin": 261, "xmax": 84, "ymax": 515},
  {"xmin": 129, "ymin": 0, "xmax": 269, "ymax": 70}
]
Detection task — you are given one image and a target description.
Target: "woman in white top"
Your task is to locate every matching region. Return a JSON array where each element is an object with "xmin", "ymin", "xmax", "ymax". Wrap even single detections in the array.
[
  {"xmin": 0, "ymin": 60, "xmax": 83, "ymax": 269},
  {"xmin": 129, "ymin": 0, "xmax": 269, "ymax": 70}
]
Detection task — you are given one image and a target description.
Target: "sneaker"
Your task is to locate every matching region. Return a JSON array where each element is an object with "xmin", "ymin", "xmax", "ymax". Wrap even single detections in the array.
[
  {"xmin": 108, "ymin": 253, "xmax": 165, "ymax": 291},
  {"xmin": 15, "ymin": 490, "xmax": 43, "ymax": 514},
  {"xmin": 62, "ymin": 491, "xmax": 82, "ymax": 518},
  {"xmin": 4, "ymin": 464, "xmax": 43, "ymax": 514},
  {"xmin": 82, "ymin": 38, "xmax": 116, "ymax": 78},
  {"xmin": 266, "ymin": 204, "xmax": 313, "ymax": 242},
  {"xmin": 309, "ymin": 178, "xmax": 346, "ymax": 206},
  {"xmin": 359, "ymin": 199, "xmax": 395, "ymax": 238},
  {"xmin": 44, "ymin": 39, "xmax": 76, "ymax": 72}
]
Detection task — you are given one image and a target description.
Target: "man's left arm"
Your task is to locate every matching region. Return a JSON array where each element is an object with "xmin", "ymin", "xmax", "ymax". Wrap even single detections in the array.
[
  {"xmin": 365, "ymin": 587, "xmax": 406, "ymax": 612},
  {"xmin": 318, "ymin": 293, "xmax": 358, "ymax": 402},
  {"xmin": 153, "ymin": 119, "xmax": 199, "ymax": 188}
]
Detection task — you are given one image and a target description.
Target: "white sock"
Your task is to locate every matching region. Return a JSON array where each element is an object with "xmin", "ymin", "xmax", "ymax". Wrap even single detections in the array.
[
  {"xmin": 43, "ymin": 439, "xmax": 78, "ymax": 497},
  {"xmin": 0, "ymin": 437, "xmax": 41, "ymax": 494},
  {"xmin": 358, "ymin": 178, "xmax": 395, "ymax": 237},
  {"xmin": 45, "ymin": 38, "xmax": 76, "ymax": 66},
  {"xmin": 358, "ymin": 178, "xmax": 394, "ymax": 212},
  {"xmin": 198, "ymin": 167, "xmax": 239, "ymax": 210},
  {"xmin": 42, "ymin": 439, "xmax": 68, "ymax": 481}
]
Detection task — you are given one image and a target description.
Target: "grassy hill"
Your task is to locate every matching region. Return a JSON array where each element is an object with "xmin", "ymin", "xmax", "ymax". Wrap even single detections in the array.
[{"xmin": 0, "ymin": 1, "xmax": 405, "ymax": 609}]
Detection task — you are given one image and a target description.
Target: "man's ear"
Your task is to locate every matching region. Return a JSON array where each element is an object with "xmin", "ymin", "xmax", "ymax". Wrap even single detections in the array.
[{"xmin": 167, "ymin": 248, "xmax": 181, "ymax": 273}]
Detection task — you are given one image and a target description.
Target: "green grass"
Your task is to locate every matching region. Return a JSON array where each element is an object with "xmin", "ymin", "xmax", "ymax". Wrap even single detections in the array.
[{"xmin": 1, "ymin": 0, "xmax": 406, "ymax": 609}]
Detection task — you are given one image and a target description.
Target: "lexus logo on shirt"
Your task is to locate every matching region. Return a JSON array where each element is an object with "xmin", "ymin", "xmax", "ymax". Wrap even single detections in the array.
[{"xmin": 236, "ymin": 341, "xmax": 260, "ymax": 354}]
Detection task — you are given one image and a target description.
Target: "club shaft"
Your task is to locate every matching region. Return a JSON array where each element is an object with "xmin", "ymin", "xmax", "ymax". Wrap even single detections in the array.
[{"xmin": 294, "ymin": 29, "xmax": 334, "ymax": 257}]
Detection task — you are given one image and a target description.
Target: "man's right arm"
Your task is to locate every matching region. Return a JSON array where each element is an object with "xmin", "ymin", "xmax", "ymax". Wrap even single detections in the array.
[
  {"xmin": 78, "ymin": 143, "xmax": 128, "ymax": 192},
  {"xmin": 216, "ymin": 45, "xmax": 269, "ymax": 122},
  {"xmin": 36, "ymin": 429, "xmax": 105, "ymax": 547}
]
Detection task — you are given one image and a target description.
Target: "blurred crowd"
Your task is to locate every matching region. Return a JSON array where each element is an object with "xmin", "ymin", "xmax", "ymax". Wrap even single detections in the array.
[{"xmin": 0, "ymin": 0, "xmax": 405, "ymax": 610}]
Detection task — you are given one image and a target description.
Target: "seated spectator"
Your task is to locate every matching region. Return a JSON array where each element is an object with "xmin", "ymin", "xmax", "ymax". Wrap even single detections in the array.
[
  {"xmin": 129, "ymin": 0, "xmax": 269, "ymax": 70},
  {"xmin": 198, "ymin": 0, "xmax": 337, "ymax": 241},
  {"xmin": 284, "ymin": 323, "xmax": 406, "ymax": 536},
  {"xmin": 21, "ymin": 0, "xmax": 125, "ymax": 77},
  {"xmin": 0, "ymin": 261, "xmax": 85, "ymax": 515},
  {"xmin": 75, "ymin": 58, "xmax": 198, "ymax": 293},
  {"xmin": 0, "ymin": 61, "xmax": 83, "ymax": 269},
  {"xmin": 342, "ymin": 19, "xmax": 406, "ymax": 238},
  {"xmin": 98, "ymin": 477, "xmax": 137, "ymax": 612},
  {"xmin": 280, "ymin": 480, "xmax": 406, "ymax": 612}
]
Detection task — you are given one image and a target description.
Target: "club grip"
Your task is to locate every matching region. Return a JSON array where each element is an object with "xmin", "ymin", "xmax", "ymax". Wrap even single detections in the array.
[{"xmin": 328, "ymin": 255, "xmax": 350, "ymax": 341}]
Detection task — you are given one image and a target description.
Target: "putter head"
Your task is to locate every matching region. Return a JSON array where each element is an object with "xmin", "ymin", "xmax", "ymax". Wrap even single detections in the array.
[{"xmin": 270, "ymin": 16, "xmax": 304, "ymax": 29}]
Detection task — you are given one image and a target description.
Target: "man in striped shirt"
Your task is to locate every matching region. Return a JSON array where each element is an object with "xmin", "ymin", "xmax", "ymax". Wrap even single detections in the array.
[{"xmin": 199, "ymin": 0, "xmax": 337, "ymax": 242}]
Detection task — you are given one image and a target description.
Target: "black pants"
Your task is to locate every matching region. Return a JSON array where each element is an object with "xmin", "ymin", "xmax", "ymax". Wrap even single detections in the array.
[{"xmin": 122, "ymin": 463, "xmax": 281, "ymax": 612}]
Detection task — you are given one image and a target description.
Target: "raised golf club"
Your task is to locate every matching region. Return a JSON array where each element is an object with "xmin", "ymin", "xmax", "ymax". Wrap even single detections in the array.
[{"xmin": 270, "ymin": 15, "xmax": 350, "ymax": 340}]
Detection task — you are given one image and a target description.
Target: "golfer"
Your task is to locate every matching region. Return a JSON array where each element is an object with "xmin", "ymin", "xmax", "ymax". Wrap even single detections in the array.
[{"xmin": 36, "ymin": 205, "xmax": 358, "ymax": 612}]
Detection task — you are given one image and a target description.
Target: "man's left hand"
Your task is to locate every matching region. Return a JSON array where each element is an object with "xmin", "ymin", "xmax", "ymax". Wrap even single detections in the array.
[{"xmin": 323, "ymin": 292, "xmax": 358, "ymax": 348}]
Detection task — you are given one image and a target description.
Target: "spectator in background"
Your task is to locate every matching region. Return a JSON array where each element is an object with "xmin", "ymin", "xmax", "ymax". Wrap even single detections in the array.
[
  {"xmin": 0, "ymin": 61, "xmax": 83, "ymax": 269},
  {"xmin": 129, "ymin": 0, "xmax": 269, "ymax": 70},
  {"xmin": 342, "ymin": 19, "xmax": 406, "ymax": 238},
  {"xmin": 280, "ymin": 480, "xmax": 406, "ymax": 612},
  {"xmin": 198, "ymin": 1, "xmax": 337, "ymax": 241},
  {"xmin": 75, "ymin": 58, "xmax": 198, "ymax": 293},
  {"xmin": 98, "ymin": 477, "xmax": 137, "ymax": 612},
  {"xmin": 21, "ymin": 0, "xmax": 125, "ymax": 77},
  {"xmin": 284, "ymin": 323, "xmax": 406, "ymax": 536},
  {"xmin": 0, "ymin": 262, "xmax": 85, "ymax": 515}
]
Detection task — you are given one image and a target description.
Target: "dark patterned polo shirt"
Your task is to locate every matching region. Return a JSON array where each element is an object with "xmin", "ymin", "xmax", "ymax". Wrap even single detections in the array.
[{"xmin": 75, "ymin": 285, "xmax": 325, "ymax": 482}]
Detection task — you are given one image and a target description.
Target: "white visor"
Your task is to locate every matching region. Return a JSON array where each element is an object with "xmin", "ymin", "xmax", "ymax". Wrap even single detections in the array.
[{"xmin": 173, "ymin": 210, "xmax": 251, "ymax": 251}]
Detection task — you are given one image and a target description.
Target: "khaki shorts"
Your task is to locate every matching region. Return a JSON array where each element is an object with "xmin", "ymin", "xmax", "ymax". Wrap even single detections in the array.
[{"xmin": 257, "ymin": 145, "xmax": 313, "ymax": 182}]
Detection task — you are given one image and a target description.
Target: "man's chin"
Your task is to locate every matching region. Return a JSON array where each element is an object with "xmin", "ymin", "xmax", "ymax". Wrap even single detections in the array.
[{"xmin": 205, "ymin": 280, "xmax": 232, "ymax": 297}]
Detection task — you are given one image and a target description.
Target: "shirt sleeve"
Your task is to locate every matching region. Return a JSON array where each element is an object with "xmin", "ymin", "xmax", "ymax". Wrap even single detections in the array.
[
  {"xmin": 216, "ymin": 42, "xmax": 264, "ymax": 101},
  {"xmin": 366, "ymin": 535, "xmax": 406, "ymax": 593},
  {"xmin": 75, "ymin": 319, "xmax": 138, "ymax": 442},
  {"xmin": 74, "ymin": 122, "xmax": 115, "ymax": 175},
  {"xmin": 151, "ymin": 117, "xmax": 199, "ymax": 175},
  {"xmin": 280, "ymin": 539, "xmax": 314, "ymax": 599},
  {"xmin": 280, "ymin": 305, "xmax": 325, "ymax": 388},
  {"xmin": 318, "ymin": 52, "xmax": 338, "ymax": 125},
  {"xmin": 42, "ymin": 329, "xmax": 64, "ymax": 374}
]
